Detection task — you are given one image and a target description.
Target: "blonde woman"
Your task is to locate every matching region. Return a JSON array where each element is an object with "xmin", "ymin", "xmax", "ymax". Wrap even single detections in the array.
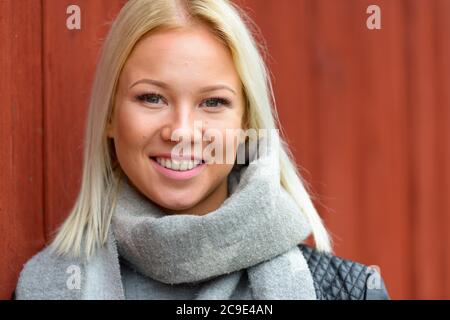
[{"xmin": 15, "ymin": 0, "xmax": 389, "ymax": 300}]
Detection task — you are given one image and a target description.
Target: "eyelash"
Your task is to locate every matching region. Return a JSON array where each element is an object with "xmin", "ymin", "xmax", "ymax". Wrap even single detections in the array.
[{"xmin": 135, "ymin": 92, "xmax": 231, "ymax": 108}]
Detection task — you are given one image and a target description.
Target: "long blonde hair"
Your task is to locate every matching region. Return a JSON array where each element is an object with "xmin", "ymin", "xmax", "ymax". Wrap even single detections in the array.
[{"xmin": 49, "ymin": 0, "xmax": 332, "ymax": 260}]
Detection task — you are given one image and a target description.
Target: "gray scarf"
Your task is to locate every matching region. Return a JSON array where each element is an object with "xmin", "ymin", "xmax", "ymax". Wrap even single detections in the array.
[
  {"xmin": 15, "ymin": 136, "xmax": 317, "ymax": 300},
  {"xmin": 111, "ymin": 135, "xmax": 317, "ymax": 300}
]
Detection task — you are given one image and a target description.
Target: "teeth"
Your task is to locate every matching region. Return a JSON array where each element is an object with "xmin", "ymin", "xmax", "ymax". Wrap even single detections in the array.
[{"xmin": 154, "ymin": 157, "xmax": 201, "ymax": 171}]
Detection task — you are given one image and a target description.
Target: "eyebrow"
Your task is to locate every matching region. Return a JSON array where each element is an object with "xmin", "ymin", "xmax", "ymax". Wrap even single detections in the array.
[{"xmin": 128, "ymin": 78, "xmax": 237, "ymax": 95}]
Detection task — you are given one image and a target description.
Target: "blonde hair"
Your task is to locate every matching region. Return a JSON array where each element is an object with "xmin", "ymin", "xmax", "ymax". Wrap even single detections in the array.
[{"xmin": 49, "ymin": 0, "xmax": 332, "ymax": 260}]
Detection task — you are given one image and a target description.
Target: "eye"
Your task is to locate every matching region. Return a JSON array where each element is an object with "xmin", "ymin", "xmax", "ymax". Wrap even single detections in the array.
[
  {"xmin": 201, "ymin": 97, "xmax": 231, "ymax": 109},
  {"xmin": 135, "ymin": 93, "xmax": 165, "ymax": 105}
]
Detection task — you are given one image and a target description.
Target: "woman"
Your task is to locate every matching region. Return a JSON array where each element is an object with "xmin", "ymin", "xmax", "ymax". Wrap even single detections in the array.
[{"xmin": 15, "ymin": 0, "xmax": 389, "ymax": 300}]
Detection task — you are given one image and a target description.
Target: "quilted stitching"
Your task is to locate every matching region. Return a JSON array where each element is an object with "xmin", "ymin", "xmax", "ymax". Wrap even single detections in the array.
[{"xmin": 299, "ymin": 244, "xmax": 371, "ymax": 300}]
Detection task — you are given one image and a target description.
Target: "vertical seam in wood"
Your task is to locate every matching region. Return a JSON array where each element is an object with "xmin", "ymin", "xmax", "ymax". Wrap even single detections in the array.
[
  {"xmin": 402, "ymin": 0, "xmax": 417, "ymax": 300},
  {"xmin": 40, "ymin": 0, "xmax": 47, "ymax": 244}
]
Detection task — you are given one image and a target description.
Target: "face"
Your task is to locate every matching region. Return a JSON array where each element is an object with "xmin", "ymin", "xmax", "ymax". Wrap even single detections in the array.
[{"xmin": 107, "ymin": 24, "xmax": 246, "ymax": 216}]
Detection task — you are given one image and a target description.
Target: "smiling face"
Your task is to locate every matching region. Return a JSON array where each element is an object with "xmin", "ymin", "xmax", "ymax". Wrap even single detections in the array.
[{"xmin": 107, "ymin": 23, "xmax": 246, "ymax": 216}]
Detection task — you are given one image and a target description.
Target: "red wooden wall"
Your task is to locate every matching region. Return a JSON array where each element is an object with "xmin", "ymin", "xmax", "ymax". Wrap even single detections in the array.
[{"xmin": 1, "ymin": 0, "xmax": 449, "ymax": 300}]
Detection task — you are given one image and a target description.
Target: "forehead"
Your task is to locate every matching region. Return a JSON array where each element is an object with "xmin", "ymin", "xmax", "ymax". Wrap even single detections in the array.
[{"xmin": 120, "ymin": 25, "xmax": 241, "ymax": 89}]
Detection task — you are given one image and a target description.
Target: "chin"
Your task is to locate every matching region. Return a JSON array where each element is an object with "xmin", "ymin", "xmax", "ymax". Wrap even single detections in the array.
[{"xmin": 152, "ymin": 191, "xmax": 203, "ymax": 214}]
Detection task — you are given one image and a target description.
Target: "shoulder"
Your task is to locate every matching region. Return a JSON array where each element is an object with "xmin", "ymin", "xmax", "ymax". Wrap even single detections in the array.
[
  {"xmin": 298, "ymin": 244, "xmax": 390, "ymax": 300},
  {"xmin": 14, "ymin": 245, "xmax": 82, "ymax": 300}
]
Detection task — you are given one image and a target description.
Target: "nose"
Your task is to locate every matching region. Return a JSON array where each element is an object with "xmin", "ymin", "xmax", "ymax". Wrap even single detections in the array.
[{"xmin": 160, "ymin": 104, "xmax": 203, "ymax": 146}]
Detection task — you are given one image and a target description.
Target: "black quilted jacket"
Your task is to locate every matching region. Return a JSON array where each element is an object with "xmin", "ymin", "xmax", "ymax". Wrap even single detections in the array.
[
  {"xmin": 299, "ymin": 244, "xmax": 390, "ymax": 300},
  {"xmin": 11, "ymin": 244, "xmax": 389, "ymax": 300}
]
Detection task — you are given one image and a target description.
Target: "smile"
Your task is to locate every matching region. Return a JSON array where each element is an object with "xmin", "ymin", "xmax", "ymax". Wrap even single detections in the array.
[{"xmin": 149, "ymin": 156, "xmax": 206, "ymax": 180}]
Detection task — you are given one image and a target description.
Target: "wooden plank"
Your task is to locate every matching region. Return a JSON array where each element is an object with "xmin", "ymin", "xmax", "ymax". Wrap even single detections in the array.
[
  {"xmin": 0, "ymin": 0, "xmax": 44, "ymax": 299},
  {"xmin": 42, "ymin": 0, "xmax": 127, "ymax": 238},
  {"xmin": 435, "ymin": 0, "xmax": 450, "ymax": 299},
  {"xmin": 337, "ymin": 0, "xmax": 412, "ymax": 299},
  {"xmin": 406, "ymin": 0, "xmax": 440, "ymax": 299},
  {"xmin": 407, "ymin": 0, "xmax": 449, "ymax": 299}
]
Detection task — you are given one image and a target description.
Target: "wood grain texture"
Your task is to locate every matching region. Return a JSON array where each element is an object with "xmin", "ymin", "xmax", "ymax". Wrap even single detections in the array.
[{"xmin": 0, "ymin": 0, "xmax": 45, "ymax": 300}]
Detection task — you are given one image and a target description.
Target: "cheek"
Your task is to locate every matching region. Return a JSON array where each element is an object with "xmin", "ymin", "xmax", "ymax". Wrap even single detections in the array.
[
  {"xmin": 205, "ymin": 163, "xmax": 234, "ymax": 190},
  {"xmin": 114, "ymin": 105, "xmax": 151, "ymax": 149},
  {"xmin": 112, "ymin": 105, "xmax": 159, "ymax": 169}
]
